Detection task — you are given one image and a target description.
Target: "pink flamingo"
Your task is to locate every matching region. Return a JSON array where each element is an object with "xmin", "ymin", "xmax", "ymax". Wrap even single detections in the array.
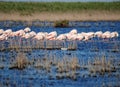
[
  {"xmin": 76, "ymin": 34, "xmax": 84, "ymax": 41},
  {"xmin": 101, "ymin": 31, "xmax": 111, "ymax": 39},
  {"xmin": 4, "ymin": 29, "xmax": 12, "ymax": 37},
  {"xmin": 13, "ymin": 30, "xmax": 26, "ymax": 47},
  {"xmin": 69, "ymin": 29, "xmax": 77, "ymax": 35},
  {"xmin": 24, "ymin": 27, "xmax": 31, "ymax": 33},
  {"xmin": 0, "ymin": 29, "xmax": 4, "ymax": 35},
  {"xmin": 33, "ymin": 33, "xmax": 44, "ymax": 40},
  {"xmin": 46, "ymin": 31, "xmax": 57, "ymax": 40},
  {"xmin": 56, "ymin": 34, "xmax": 67, "ymax": 40},
  {"xmin": 95, "ymin": 31, "xmax": 103, "ymax": 38},
  {"xmin": 68, "ymin": 34, "xmax": 78, "ymax": 40},
  {"xmin": 111, "ymin": 31, "xmax": 119, "ymax": 38},
  {"xmin": 0, "ymin": 34, "xmax": 8, "ymax": 41},
  {"xmin": 29, "ymin": 31, "xmax": 36, "ymax": 38}
]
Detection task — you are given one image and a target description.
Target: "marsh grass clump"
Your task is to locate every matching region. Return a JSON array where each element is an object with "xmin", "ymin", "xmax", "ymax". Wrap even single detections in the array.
[
  {"xmin": 34, "ymin": 55, "xmax": 80, "ymax": 80},
  {"xmin": 56, "ymin": 57, "xmax": 80, "ymax": 80},
  {"xmin": 9, "ymin": 52, "xmax": 28, "ymax": 70},
  {"xmin": 70, "ymin": 57, "xmax": 80, "ymax": 70},
  {"xmin": 54, "ymin": 20, "xmax": 69, "ymax": 27},
  {"xmin": 89, "ymin": 56, "xmax": 116, "ymax": 75}
]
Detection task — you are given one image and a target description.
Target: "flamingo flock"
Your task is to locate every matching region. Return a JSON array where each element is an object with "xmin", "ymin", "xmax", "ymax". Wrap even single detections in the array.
[{"xmin": 0, "ymin": 27, "xmax": 119, "ymax": 41}]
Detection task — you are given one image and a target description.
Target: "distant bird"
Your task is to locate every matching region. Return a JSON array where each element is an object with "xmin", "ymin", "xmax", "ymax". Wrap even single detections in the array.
[
  {"xmin": 33, "ymin": 33, "xmax": 44, "ymax": 40},
  {"xmin": 69, "ymin": 29, "xmax": 77, "ymax": 35},
  {"xmin": 0, "ymin": 29, "xmax": 4, "ymax": 35},
  {"xmin": 0, "ymin": 34, "xmax": 8, "ymax": 41},
  {"xmin": 111, "ymin": 31, "xmax": 119, "ymax": 38},
  {"xmin": 56, "ymin": 34, "xmax": 67, "ymax": 40},
  {"xmin": 68, "ymin": 34, "xmax": 77, "ymax": 40},
  {"xmin": 76, "ymin": 34, "xmax": 84, "ymax": 41},
  {"xmin": 24, "ymin": 27, "xmax": 31, "ymax": 33},
  {"xmin": 24, "ymin": 33, "xmax": 31, "ymax": 39},
  {"xmin": 95, "ymin": 31, "xmax": 103, "ymax": 38},
  {"xmin": 29, "ymin": 31, "xmax": 36, "ymax": 38},
  {"xmin": 102, "ymin": 31, "xmax": 111, "ymax": 39},
  {"xmin": 4, "ymin": 29, "xmax": 12, "ymax": 37},
  {"xmin": 46, "ymin": 31, "xmax": 57, "ymax": 40},
  {"xmin": 15, "ymin": 30, "xmax": 25, "ymax": 37}
]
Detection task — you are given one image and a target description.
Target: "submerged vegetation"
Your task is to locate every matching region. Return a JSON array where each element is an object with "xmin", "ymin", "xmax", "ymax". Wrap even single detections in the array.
[{"xmin": 0, "ymin": 2, "xmax": 120, "ymax": 15}]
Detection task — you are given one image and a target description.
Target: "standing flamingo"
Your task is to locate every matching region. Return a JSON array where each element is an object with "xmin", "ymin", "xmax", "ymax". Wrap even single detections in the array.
[
  {"xmin": 56, "ymin": 34, "xmax": 67, "ymax": 40},
  {"xmin": 46, "ymin": 31, "xmax": 57, "ymax": 40},
  {"xmin": 69, "ymin": 29, "xmax": 77, "ymax": 35},
  {"xmin": 76, "ymin": 34, "xmax": 84, "ymax": 41},
  {"xmin": 0, "ymin": 29, "xmax": 4, "ymax": 35},
  {"xmin": 111, "ymin": 31, "xmax": 119, "ymax": 38},
  {"xmin": 24, "ymin": 27, "xmax": 31, "ymax": 33},
  {"xmin": 101, "ymin": 31, "xmax": 111, "ymax": 39}
]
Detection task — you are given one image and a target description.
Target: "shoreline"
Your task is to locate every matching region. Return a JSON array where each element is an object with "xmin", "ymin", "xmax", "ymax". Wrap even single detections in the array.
[{"xmin": 0, "ymin": 11, "xmax": 120, "ymax": 21}]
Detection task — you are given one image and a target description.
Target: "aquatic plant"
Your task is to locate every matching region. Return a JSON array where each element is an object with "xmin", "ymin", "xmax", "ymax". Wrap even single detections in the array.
[
  {"xmin": 89, "ymin": 55, "xmax": 116, "ymax": 75},
  {"xmin": 9, "ymin": 52, "xmax": 28, "ymax": 70}
]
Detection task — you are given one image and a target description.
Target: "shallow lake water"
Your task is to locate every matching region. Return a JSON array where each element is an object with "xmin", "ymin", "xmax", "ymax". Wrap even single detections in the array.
[{"xmin": 0, "ymin": 21, "xmax": 120, "ymax": 87}]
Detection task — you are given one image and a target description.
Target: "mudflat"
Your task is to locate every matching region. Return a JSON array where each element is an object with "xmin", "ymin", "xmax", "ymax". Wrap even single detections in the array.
[{"xmin": 0, "ymin": 10, "xmax": 120, "ymax": 21}]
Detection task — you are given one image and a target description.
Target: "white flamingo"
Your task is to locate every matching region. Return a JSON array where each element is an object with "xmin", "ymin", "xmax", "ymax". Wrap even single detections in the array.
[
  {"xmin": 14, "ymin": 30, "xmax": 25, "ymax": 37},
  {"xmin": 0, "ymin": 29, "xmax": 4, "ymax": 35},
  {"xmin": 80, "ymin": 32, "xmax": 89, "ymax": 41},
  {"xmin": 68, "ymin": 34, "xmax": 78, "ymax": 40},
  {"xmin": 4, "ymin": 29, "xmax": 12, "ymax": 37},
  {"xmin": 46, "ymin": 31, "xmax": 57, "ymax": 40},
  {"xmin": 76, "ymin": 34, "xmax": 84, "ymax": 41},
  {"xmin": 102, "ymin": 31, "xmax": 111, "ymax": 39},
  {"xmin": 56, "ymin": 34, "xmax": 67, "ymax": 40},
  {"xmin": 29, "ymin": 31, "xmax": 36, "ymax": 38},
  {"xmin": 33, "ymin": 33, "xmax": 44, "ymax": 40},
  {"xmin": 69, "ymin": 29, "xmax": 77, "ymax": 35},
  {"xmin": 24, "ymin": 27, "xmax": 31, "ymax": 33},
  {"xmin": 95, "ymin": 31, "xmax": 103, "ymax": 38},
  {"xmin": 111, "ymin": 31, "xmax": 119, "ymax": 38},
  {"xmin": 0, "ymin": 34, "xmax": 8, "ymax": 41}
]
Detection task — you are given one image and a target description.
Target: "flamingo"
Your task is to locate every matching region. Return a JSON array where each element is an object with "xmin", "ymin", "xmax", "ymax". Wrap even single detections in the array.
[
  {"xmin": 69, "ymin": 29, "xmax": 77, "ymax": 35},
  {"xmin": 22, "ymin": 33, "xmax": 32, "ymax": 49},
  {"xmin": 0, "ymin": 34, "xmax": 8, "ymax": 41},
  {"xmin": 68, "ymin": 34, "xmax": 78, "ymax": 40},
  {"xmin": 4, "ymin": 29, "xmax": 12, "ymax": 37},
  {"xmin": 33, "ymin": 33, "xmax": 44, "ymax": 40},
  {"xmin": 17, "ymin": 30, "xmax": 25, "ymax": 37},
  {"xmin": 88, "ymin": 32, "xmax": 95, "ymax": 38},
  {"xmin": 11, "ymin": 30, "xmax": 25, "ymax": 49},
  {"xmin": 56, "ymin": 34, "xmax": 67, "ymax": 40},
  {"xmin": 24, "ymin": 33, "xmax": 31, "ymax": 39},
  {"xmin": 95, "ymin": 31, "xmax": 103, "ymax": 38},
  {"xmin": 29, "ymin": 31, "xmax": 36, "ymax": 38},
  {"xmin": 80, "ymin": 32, "xmax": 89, "ymax": 41},
  {"xmin": 46, "ymin": 31, "xmax": 57, "ymax": 40},
  {"xmin": 33, "ymin": 32, "xmax": 48, "ymax": 48},
  {"xmin": 76, "ymin": 34, "xmax": 84, "ymax": 41},
  {"xmin": 65, "ymin": 29, "xmax": 77, "ymax": 40},
  {"xmin": 0, "ymin": 29, "xmax": 4, "ymax": 35},
  {"xmin": 111, "ymin": 31, "xmax": 119, "ymax": 38},
  {"xmin": 102, "ymin": 31, "xmax": 111, "ymax": 39},
  {"xmin": 24, "ymin": 27, "xmax": 31, "ymax": 33},
  {"xmin": 34, "ymin": 32, "xmax": 48, "ymax": 40},
  {"xmin": 80, "ymin": 32, "xmax": 94, "ymax": 41}
]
